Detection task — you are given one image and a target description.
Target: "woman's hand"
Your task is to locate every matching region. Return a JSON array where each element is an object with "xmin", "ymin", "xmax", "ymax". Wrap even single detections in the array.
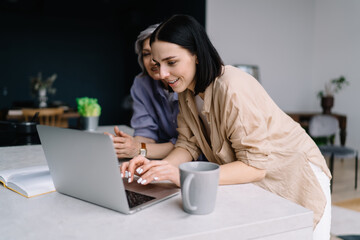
[
  {"xmin": 120, "ymin": 155, "xmax": 180, "ymax": 187},
  {"xmin": 105, "ymin": 126, "xmax": 140, "ymax": 158}
]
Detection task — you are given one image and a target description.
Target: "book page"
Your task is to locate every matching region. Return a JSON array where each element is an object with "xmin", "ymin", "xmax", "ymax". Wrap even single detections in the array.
[
  {"xmin": 0, "ymin": 166, "xmax": 55, "ymax": 197},
  {"xmin": 0, "ymin": 165, "xmax": 50, "ymax": 184}
]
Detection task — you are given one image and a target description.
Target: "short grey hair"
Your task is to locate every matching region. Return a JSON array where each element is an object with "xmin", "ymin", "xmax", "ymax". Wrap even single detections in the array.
[{"xmin": 135, "ymin": 23, "xmax": 160, "ymax": 75}]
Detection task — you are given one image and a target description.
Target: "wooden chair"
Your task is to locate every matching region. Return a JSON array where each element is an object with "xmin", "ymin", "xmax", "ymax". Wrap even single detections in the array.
[{"xmin": 22, "ymin": 108, "xmax": 64, "ymax": 127}]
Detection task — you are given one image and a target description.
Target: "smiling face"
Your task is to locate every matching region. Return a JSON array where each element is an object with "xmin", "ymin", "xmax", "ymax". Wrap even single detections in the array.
[
  {"xmin": 142, "ymin": 38, "xmax": 160, "ymax": 80},
  {"xmin": 151, "ymin": 40, "xmax": 197, "ymax": 93}
]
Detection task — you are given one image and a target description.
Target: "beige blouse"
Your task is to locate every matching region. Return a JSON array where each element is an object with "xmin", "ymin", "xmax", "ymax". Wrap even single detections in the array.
[{"xmin": 175, "ymin": 65, "xmax": 331, "ymax": 227}]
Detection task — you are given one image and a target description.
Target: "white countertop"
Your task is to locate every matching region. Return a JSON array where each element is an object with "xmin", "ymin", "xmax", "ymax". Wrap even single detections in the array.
[{"xmin": 0, "ymin": 126, "xmax": 313, "ymax": 240}]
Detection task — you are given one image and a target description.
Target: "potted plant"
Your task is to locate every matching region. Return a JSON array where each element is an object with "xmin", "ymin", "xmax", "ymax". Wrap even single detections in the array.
[
  {"xmin": 30, "ymin": 72, "xmax": 57, "ymax": 108},
  {"xmin": 76, "ymin": 97, "xmax": 102, "ymax": 131},
  {"xmin": 317, "ymin": 76, "xmax": 349, "ymax": 114}
]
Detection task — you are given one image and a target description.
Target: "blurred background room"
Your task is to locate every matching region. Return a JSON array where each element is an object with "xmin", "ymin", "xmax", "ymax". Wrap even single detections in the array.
[
  {"xmin": 0, "ymin": 0, "xmax": 359, "ymax": 150},
  {"xmin": 0, "ymin": 0, "xmax": 205, "ymax": 127},
  {"xmin": 1, "ymin": 1, "xmax": 360, "ymax": 238}
]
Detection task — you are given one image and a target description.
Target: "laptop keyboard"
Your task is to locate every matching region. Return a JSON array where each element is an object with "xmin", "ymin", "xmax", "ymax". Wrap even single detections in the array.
[{"xmin": 125, "ymin": 190, "xmax": 155, "ymax": 209}]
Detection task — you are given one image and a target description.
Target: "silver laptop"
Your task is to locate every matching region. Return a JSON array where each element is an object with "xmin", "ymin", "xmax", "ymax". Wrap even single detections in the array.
[{"xmin": 37, "ymin": 125, "xmax": 179, "ymax": 214}]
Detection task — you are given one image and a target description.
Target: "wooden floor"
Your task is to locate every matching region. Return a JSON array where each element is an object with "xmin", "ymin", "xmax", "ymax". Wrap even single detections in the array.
[{"xmin": 330, "ymin": 156, "xmax": 360, "ymax": 203}]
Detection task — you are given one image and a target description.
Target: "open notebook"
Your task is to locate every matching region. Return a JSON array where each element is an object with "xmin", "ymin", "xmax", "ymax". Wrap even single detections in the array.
[{"xmin": 0, "ymin": 165, "xmax": 55, "ymax": 198}]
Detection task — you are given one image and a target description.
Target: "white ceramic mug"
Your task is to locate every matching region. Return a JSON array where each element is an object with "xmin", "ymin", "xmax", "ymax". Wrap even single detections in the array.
[{"xmin": 179, "ymin": 161, "xmax": 220, "ymax": 214}]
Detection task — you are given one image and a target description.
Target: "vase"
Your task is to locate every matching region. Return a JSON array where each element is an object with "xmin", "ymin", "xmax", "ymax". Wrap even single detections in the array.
[
  {"xmin": 38, "ymin": 88, "xmax": 48, "ymax": 108},
  {"xmin": 321, "ymin": 96, "xmax": 334, "ymax": 114},
  {"xmin": 80, "ymin": 116, "xmax": 99, "ymax": 131}
]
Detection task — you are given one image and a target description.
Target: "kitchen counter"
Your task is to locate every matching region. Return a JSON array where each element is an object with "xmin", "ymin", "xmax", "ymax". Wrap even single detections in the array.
[{"xmin": 0, "ymin": 126, "xmax": 313, "ymax": 240}]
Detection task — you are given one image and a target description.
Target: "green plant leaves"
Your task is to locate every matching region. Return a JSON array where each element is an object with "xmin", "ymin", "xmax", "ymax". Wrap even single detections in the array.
[
  {"xmin": 76, "ymin": 97, "xmax": 101, "ymax": 117},
  {"xmin": 318, "ymin": 75, "xmax": 349, "ymax": 98}
]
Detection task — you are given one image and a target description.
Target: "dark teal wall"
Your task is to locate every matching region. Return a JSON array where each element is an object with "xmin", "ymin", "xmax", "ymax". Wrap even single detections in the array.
[{"xmin": 0, "ymin": 0, "xmax": 206, "ymax": 125}]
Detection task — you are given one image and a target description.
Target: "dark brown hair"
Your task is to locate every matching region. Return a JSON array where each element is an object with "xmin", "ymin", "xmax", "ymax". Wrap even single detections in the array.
[{"xmin": 150, "ymin": 14, "xmax": 223, "ymax": 94}]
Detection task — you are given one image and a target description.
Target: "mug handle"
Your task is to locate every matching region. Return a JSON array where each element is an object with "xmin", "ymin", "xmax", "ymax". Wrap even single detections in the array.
[{"xmin": 183, "ymin": 173, "xmax": 197, "ymax": 211}]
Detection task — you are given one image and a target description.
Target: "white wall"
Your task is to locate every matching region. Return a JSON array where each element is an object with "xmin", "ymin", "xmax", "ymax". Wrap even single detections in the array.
[
  {"xmin": 206, "ymin": 0, "xmax": 360, "ymax": 149},
  {"xmin": 312, "ymin": 0, "xmax": 360, "ymax": 148}
]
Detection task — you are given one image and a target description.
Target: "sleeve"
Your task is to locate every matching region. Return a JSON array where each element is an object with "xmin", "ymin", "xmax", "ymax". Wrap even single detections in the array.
[
  {"xmin": 169, "ymin": 137, "xmax": 177, "ymax": 145},
  {"xmin": 218, "ymin": 73, "xmax": 272, "ymax": 169},
  {"xmin": 130, "ymin": 76, "xmax": 159, "ymax": 141}
]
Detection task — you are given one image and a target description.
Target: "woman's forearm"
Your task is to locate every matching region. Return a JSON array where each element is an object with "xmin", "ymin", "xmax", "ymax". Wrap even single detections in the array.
[
  {"xmin": 133, "ymin": 136, "xmax": 174, "ymax": 159},
  {"xmin": 219, "ymin": 161, "xmax": 266, "ymax": 185},
  {"xmin": 134, "ymin": 136, "xmax": 155, "ymax": 144},
  {"xmin": 163, "ymin": 147, "xmax": 193, "ymax": 167},
  {"xmin": 146, "ymin": 142, "xmax": 175, "ymax": 159}
]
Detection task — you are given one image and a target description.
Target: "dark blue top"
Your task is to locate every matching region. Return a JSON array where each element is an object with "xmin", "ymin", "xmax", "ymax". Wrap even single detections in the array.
[{"xmin": 130, "ymin": 74, "xmax": 179, "ymax": 144}]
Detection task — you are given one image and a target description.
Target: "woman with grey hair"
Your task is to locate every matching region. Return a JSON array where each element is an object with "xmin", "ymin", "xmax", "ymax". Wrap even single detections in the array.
[{"xmin": 108, "ymin": 24, "xmax": 179, "ymax": 159}]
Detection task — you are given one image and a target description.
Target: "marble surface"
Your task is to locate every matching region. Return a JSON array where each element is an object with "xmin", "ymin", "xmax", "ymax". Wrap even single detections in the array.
[{"xmin": 0, "ymin": 126, "xmax": 313, "ymax": 240}]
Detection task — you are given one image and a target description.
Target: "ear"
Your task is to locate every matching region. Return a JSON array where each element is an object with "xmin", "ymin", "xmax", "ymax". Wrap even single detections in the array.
[{"xmin": 196, "ymin": 57, "xmax": 199, "ymax": 64}]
